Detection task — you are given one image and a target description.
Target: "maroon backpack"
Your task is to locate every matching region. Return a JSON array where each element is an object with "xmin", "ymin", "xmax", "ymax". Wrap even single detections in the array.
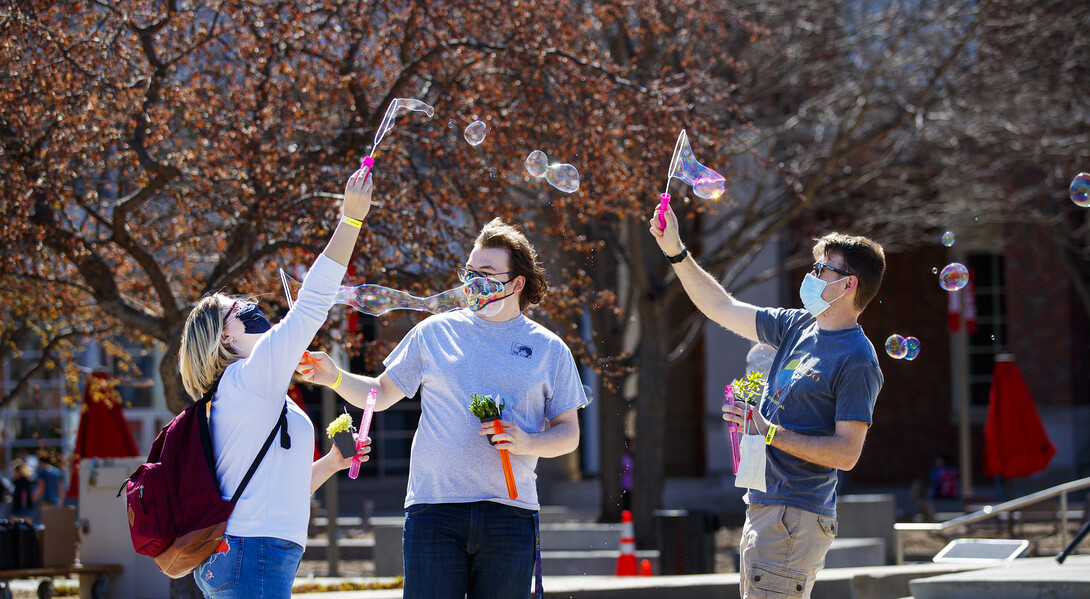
[{"xmin": 120, "ymin": 378, "xmax": 288, "ymax": 578}]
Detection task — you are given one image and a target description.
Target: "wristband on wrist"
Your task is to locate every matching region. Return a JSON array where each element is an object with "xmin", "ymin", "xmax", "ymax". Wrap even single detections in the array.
[
  {"xmin": 663, "ymin": 247, "xmax": 689, "ymax": 264},
  {"xmin": 764, "ymin": 423, "xmax": 778, "ymax": 445},
  {"xmin": 330, "ymin": 369, "xmax": 344, "ymax": 390},
  {"xmin": 341, "ymin": 215, "xmax": 363, "ymax": 229}
]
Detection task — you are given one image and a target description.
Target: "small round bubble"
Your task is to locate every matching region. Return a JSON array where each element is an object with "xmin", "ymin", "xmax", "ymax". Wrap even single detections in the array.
[
  {"xmin": 525, "ymin": 150, "xmax": 548, "ymax": 178},
  {"xmin": 939, "ymin": 263, "xmax": 969, "ymax": 291},
  {"xmin": 903, "ymin": 337, "xmax": 921, "ymax": 360},
  {"xmin": 932, "ymin": 267, "xmax": 938, "ymax": 274},
  {"xmin": 545, "ymin": 163, "xmax": 580, "ymax": 193},
  {"xmin": 1070, "ymin": 172, "xmax": 1090, "ymax": 207},
  {"xmin": 885, "ymin": 335, "xmax": 907, "ymax": 359},
  {"xmin": 941, "ymin": 231, "xmax": 955, "ymax": 247},
  {"xmin": 463, "ymin": 120, "xmax": 487, "ymax": 146}
]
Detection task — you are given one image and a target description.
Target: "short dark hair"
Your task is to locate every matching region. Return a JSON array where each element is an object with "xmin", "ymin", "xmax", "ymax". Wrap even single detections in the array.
[
  {"xmin": 474, "ymin": 218, "xmax": 548, "ymax": 310},
  {"xmin": 812, "ymin": 232, "xmax": 885, "ymax": 311}
]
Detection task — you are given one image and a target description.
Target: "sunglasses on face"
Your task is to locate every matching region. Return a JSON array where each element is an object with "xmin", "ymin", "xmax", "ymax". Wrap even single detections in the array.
[
  {"xmin": 457, "ymin": 267, "xmax": 513, "ymax": 284},
  {"xmin": 812, "ymin": 261, "xmax": 853, "ymax": 278}
]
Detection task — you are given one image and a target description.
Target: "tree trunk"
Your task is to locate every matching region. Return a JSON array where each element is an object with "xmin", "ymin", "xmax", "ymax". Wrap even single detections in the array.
[
  {"xmin": 631, "ymin": 294, "xmax": 670, "ymax": 548},
  {"xmin": 596, "ymin": 384, "xmax": 626, "ymax": 523},
  {"xmin": 159, "ymin": 334, "xmax": 190, "ymax": 415}
]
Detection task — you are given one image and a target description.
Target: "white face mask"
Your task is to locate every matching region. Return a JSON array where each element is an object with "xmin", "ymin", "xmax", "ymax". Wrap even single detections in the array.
[
  {"xmin": 799, "ymin": 273, "xmax": 847, "ymax": 317},
  {"xmin": 735, "ymin": 434, "xmax": 767, "ymax": 492}
]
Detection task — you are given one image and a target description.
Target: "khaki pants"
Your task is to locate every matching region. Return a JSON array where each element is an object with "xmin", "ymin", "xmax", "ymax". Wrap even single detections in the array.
[{"xmin": 739, "ymin": 504, "xmax": 837, "ymax": 598}]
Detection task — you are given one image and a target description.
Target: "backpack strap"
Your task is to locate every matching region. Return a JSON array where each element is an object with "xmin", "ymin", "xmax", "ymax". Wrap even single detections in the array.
[
  {"xmin": 198, "ymin": 377, "xmax": 293, "ymax": 505},
  {"xmin": 229, "ymin": 403, "xmax": 288, "ymax": 504}
]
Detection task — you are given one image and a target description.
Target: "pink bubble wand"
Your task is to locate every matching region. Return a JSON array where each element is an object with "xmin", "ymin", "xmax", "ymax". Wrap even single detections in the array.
[
  {"xmin": 658, "ymin": 130, "xmax": 727, "ymax": 230},
  {"xmin": 350, "ymin": 388, "xmax": 378, "ymax": 480},
  {"xmin": 725, "ymin": 385, "xmax": 741, "ymax": 475}
]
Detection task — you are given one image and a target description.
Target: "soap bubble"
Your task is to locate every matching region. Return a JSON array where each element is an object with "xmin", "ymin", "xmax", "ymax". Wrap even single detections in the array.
[
  {"xmin": 903, "ymin": 337, "xmax": 921, "ymax": 360},
  {"xmin": 463, "ymin": 120, "xmax": 487, "ymax": 146},
  {"xmin": 885, "ymin": 335, "xmax": 907, "ymax": 359},
  {"xmin": 525, "ymin": 150, "xmax": 548, "ymax": 178},
  {"xmin": 939, "ymin": 263, "xmax": 969, "ymax": 291},
  {"xmin": 545, "ymin": 163, "xmax": 580, "ymax": 193},
  {"xmin": 941, "ymin": 231, "xmax": 955, "ymax": 247},
  {"xmin": 932, "ymin": 267, "xmax": 938, "ymax": 274},
  {"xmin": 667, "ymin": 130, "xmax": 726, "ymax": 200},
  {"xmin": 281, "ymin": 269, "xmax": 503, "ymax": 316},
  {"xmin": 524, "ymin": 150, "xmax": 580, "ymax": 193},
  {"xmin": 371, "ymin": 98, "xmax": 434, "ymax": 155},
  {"xmin": 1070, "ymin": 172, "xmax": 1090, "ymax": 207},
  {"xmin": 745, "ymin": 343, "xmax": 776, "ymax": 377}
]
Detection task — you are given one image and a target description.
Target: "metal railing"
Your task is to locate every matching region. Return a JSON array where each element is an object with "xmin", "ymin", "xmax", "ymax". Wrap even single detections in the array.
[{"xmin": 894, "ymin": 476, "xmax": 1090, "ymax": 564}]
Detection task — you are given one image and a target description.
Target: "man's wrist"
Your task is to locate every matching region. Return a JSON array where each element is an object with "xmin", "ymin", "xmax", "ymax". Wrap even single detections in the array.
[{"xmin": 663, "ymin": 246, "xmax": 688, "ymax": 264}]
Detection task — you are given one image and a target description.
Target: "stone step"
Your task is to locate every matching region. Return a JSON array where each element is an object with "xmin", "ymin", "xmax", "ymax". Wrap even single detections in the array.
[
  {"xmin": 541, "ymin": 550, "xmax": 660, "ymax": 576},
  {"xmin": 539, "ymin": 522, "xmax": 622, "ymax": 550},
  {"xmin": 302, "ymin": 537, "xmax": 375, "ymax": 561},
  {"xmin": 908, "ymin": 554, "xmax": 1090, "ymax": 599}
]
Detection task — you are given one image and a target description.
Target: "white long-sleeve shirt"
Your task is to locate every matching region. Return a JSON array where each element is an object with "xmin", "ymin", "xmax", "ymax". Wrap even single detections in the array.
[{"xmin": 210, "ymin": 254, "xmax": 346, "ymax": 546}]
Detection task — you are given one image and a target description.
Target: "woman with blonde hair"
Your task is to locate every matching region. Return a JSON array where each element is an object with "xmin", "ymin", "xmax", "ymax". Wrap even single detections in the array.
[{"xmin": 178, "ymin": 165, "xmax": 374, "ymax": 599}]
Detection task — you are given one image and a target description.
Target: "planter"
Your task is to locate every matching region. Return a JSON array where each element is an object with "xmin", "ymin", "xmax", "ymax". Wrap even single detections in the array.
[
  {"xmin": 479, "ymin": 416, "xmax": 498, "ymax": 444},
  {"xmin": 332, "ymin": 429, "xmax": 357, "ymax": 458}
]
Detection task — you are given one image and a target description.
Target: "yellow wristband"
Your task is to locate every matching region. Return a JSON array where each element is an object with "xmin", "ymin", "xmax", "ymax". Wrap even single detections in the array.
[
  {"xmin": 329, "ymin": 369, "xmax": 344, "ymax": 390},
  {"xmin": 341, "ymin": 215, "xmax": 363, "ymax": 229},
  {"xmin": 765, "ymin": 424, "xmax": 778, "ymax": 445}
]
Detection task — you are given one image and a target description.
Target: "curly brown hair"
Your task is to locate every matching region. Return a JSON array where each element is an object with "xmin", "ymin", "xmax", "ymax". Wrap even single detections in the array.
[{"xmin": 474, "ymin": 218, "xmax": 548, "ymax": 311}]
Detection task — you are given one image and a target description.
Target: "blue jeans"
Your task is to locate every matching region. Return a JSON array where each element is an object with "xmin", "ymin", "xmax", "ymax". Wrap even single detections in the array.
[
  {"xmin": 193, "ymin": 535, "xmax": 303, "ymax": 599},
  {"xmin": 403, "ymin": 501, "xmax": 536, "ymax": 599}
]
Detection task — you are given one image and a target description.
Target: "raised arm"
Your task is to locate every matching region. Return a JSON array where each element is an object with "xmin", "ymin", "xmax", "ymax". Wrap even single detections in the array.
[{"xmin": 648, "ymin": 203, "xmax": 760, "ymax": 341}]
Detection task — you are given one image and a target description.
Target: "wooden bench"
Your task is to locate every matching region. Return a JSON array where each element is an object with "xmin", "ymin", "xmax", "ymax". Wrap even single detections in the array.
[{"xmin": 0, "ymin": 564, "xmax": 122, "ymax": 599}]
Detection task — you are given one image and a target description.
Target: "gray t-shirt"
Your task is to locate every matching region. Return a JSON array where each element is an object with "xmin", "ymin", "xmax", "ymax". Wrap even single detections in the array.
[
  {"xmin": 383, "ymin": 309, "xmax": 587, "ymax": 510},
  {"xmin": 749, "ymin": 307, "xmax": 883, "ymax": 517}
]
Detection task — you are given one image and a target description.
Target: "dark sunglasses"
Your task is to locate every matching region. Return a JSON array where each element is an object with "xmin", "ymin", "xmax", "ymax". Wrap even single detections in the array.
[
  {"xmin": 812, "ymin": 261, "xmax": 853, "ymax": 278},
  {"xmin": 457, "ymin": 267, "xmax": 513, "ymax": 284}
]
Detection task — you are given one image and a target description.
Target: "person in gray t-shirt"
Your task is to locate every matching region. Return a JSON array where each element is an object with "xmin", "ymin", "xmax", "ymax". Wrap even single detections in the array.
[
  {"xmin": 649, "ymin": 203, "xmax": 886, "ymax": 599},
  {"xmin": 302, "ymin": 218, "xmax": 586, "ymax": 599}
]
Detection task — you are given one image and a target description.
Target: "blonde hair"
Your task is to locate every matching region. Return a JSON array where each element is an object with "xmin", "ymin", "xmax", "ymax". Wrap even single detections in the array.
[{"xmin": 179, "ymin": 293, "xmax": 242, "ymax": 400}]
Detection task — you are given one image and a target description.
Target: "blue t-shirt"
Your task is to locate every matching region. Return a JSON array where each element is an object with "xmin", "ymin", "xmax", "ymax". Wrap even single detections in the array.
[{"xmin": 748, "ymin": 307, "xmax": 883, "ymax": 517}]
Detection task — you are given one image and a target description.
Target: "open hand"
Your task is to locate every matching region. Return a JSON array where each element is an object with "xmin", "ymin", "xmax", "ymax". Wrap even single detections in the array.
[{"xmin": 297, "ymin": 351, "xmax": 339, "ymax": 388}]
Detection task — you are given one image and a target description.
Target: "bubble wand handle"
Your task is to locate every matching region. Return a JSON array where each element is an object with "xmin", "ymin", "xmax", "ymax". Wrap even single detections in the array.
[
  {"xmin": 350, "ymin": 388, "xmax": 378, "ymax": 480},
  {"xmin": 493, "ymin": 420, "xmax": 519, "ymax": 500},
  {"xmin": 658, "ymin": 193, "xmax": 671, "ymax": 231}
]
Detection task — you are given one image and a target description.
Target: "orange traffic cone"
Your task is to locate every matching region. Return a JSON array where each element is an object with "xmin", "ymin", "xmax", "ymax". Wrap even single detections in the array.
[
  {"xmin": 615, "ymin": 510, "xmax": 638, "ymax": 576},
  {"xmin": 640, "ymin": 559, "xmax": 653, "ymax": 576}
]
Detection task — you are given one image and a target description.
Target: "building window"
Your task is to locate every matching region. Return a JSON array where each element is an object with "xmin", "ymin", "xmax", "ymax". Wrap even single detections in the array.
[{"xmin": 967, "ymin": 253, "xmax": 1006, "ymax": 407}]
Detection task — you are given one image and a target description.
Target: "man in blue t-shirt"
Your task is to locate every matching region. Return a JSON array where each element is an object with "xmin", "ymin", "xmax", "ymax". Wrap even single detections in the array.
[{"xmin": 650, "ymin": 204, "xmax": 886, "ymax": 598}]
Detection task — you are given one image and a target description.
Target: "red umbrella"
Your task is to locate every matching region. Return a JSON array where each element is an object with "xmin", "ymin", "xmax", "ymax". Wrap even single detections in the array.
[
  {"xmin": 66, "ymin": 372, "xmax": 140, "ymax": 499},
  {"xmin": 983, "ymin": 357, "xmax": 1055, "ymax": 479}
]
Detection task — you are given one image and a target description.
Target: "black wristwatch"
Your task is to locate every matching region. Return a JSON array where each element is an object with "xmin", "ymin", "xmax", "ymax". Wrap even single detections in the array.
[{"xmin": 663, "ymin": 247, "xmax": 689, "ymax": 264}]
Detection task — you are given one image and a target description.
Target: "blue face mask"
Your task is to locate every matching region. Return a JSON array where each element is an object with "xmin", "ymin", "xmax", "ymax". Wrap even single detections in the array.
[
  {"xmin": 799, "ymin": 273, "xmax": 847, "ymax": 317},
  {"xmin": 234, "ymin": 302, "xmax": 272, "ymax": 334}
]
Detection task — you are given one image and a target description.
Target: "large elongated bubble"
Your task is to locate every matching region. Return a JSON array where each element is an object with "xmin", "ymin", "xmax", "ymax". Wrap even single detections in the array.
[
  {"xmin": 666, "ymin": 130, "xmax": 726, "ymax": 200},
  {"xmin": 281, "ymin": 269, "xmax": 503, "ymax": 316},
  {"xmin": 524, "ymin": 149, "xmax": 579, "ymax": 193},
  {"xmin": 371, "ymin": 98, "xmax": 435, "ymax": 156}
]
